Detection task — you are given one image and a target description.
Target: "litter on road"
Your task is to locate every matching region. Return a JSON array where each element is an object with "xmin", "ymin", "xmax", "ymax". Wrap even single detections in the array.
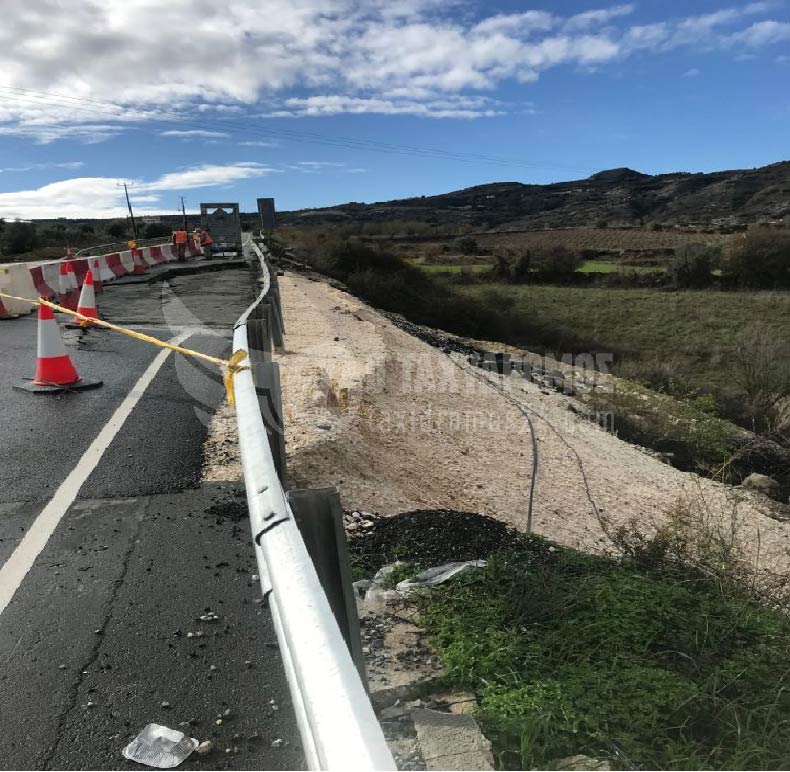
[{"xmin": 122, "ymin": 724, "xmax": 199, "ymax": 769}]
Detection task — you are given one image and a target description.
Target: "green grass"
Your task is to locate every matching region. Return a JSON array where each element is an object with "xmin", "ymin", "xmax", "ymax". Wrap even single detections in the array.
[
  {"xmin": 423, "ymin": 538, "xmax": 790, "ymax": 770},
  {"xmin": 455, "ymin": 283, "xmax": 790, "ymax": 400},
  {"xmin": 417, "ymin": 262, "xmax": 491, "ymax": 274},
  {"xmin": 415, "ymin": 259, "xmax": 661, "ymax": 275},
  {"xmin": 577, "ymin": 260, "xmax": 662, "ymax": 274}
]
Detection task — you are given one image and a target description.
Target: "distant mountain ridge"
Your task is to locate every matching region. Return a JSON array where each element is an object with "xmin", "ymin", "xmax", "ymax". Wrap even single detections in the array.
[{"xmin": 280, "ymin": 161, "xmax": 790, "ymax": 231}]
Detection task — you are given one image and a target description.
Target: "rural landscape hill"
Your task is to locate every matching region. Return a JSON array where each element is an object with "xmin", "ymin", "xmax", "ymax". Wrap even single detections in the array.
[{"xmin": 280, "ymin": 160, "xmax": 790, "ymax": 231}]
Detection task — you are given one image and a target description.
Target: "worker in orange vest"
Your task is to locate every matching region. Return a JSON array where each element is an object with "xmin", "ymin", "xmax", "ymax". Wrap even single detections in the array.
[
  {"xmin": 199, "ymin": 229, "xmax": 214, "ymax": 259},
  {"xmin": 173, "ymin": 228, "xmax": 189, "ymax": 262}
]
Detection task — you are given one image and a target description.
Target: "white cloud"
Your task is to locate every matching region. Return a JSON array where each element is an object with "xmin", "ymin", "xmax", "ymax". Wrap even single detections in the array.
[
  {"xmin": 564, "ymin": 4, "xmax": 635, "ymax": 32},
  {"xmin": 239, "ymin": 140, "xmax": 280, "ymax": 147},
  {"xmin": 0, "ymin": 162, "xmax": 277, "ymax": 219},
  {"xmin": 285, "ymin": 160, "xmax": 369, "ymax": 175},
  {"xmin": 276, "ymin": 94, "xmax": 505, "ymax": 118},
  {"xmin": 682, "ymin": 67, "xmax": 701, "ymax": 77},
  {"xmin": 0, "ymin": 161, "xmax": 83, "ymax": 173},
  {"xmin": 160, "ymin": 129, "xmax": 230, "ymax": 138},
  {"xmin": 0, "ymin": 1, "xmax": 787, "ymax": 135},
  {"xmin": 728, "ymin": 20, "xmax": 790, "ymax": 45},
  {"xmin": 143, "ymin": 163, "xmax": 277, "ymax": 191}
]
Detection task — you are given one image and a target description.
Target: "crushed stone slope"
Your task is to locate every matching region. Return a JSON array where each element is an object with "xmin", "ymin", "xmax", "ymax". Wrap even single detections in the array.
[{"xmin": 206, "ymin": 271, "xmax": 790, "ymax": 574}]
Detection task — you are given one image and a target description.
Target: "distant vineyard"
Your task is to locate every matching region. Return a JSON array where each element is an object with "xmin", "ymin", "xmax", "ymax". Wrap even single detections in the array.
[{"xmin": 475, "ymin": 227, "xmax": 731, "ymax": 254}]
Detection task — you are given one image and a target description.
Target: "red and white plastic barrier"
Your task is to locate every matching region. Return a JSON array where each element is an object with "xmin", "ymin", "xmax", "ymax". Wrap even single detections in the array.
[{"xmin": 0, "ymin": 240, "xmax": 192, "ymax": 319}]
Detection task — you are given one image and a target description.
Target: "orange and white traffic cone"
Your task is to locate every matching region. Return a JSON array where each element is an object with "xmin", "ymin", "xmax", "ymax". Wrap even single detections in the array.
[
  {"xmin": 65, "ymin": 269, "xmax": 100, "ymax": 329},
  {"xmin": 92, "ymin": 258, "xmax": 104, "ymax": 293},
  {"xmin": 13, "ymin": 302, "xmax": 102, "ymax": 393},
  {"xmin": 132, "ymin": 249, "xmax": 147, "ymax": 275},
  {"xmin": 58, "ymin": 261, "xmax": 79, "ymax": 311}
]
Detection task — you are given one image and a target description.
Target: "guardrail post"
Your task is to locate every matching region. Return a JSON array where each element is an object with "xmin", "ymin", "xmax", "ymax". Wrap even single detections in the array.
[
  {"xmin": 248, "ymin": 304, "xmax": 273, "ymax": 363},
  {"xmin": 251, "ymin": 360, "xmax": 287, "ymax": 486},
  {"xmin": 286, "ymin": 487, "xmax": 368, "ymax": 688},
  {"xmin": 263, "ymin": 299, "xmax": 285, "ymax": 351}
]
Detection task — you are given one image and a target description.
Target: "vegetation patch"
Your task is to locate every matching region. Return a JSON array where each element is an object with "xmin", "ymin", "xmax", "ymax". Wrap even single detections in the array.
[
  {"xmin": 582, "ymin": 380, "xmax": 740, "ymax": 477},
  {"xmin": 421, "ymin": 529, "xmax": 790, "ymax": 770}
]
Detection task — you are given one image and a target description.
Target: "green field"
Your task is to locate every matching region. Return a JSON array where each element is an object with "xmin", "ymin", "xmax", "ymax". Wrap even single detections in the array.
[
  {"xmin": 417, "ymin": 262, "xmax": 491, "ymax": 274},
  {"xmin": 456, "ymin": 283, "xmax": 790, "ymax": 399},
  {"xmin": 577, "ymin": 260, "xmax": 662, "ymax": 274},
  {"xmin": 413, "ymin": 258, "xmax": 665, "ymax": 275}
]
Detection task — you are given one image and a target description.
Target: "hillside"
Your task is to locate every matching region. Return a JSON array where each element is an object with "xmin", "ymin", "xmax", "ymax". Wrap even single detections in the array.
[{"xmin": 279, "ymin": 160, "xmax": 790, "ymax": 231}]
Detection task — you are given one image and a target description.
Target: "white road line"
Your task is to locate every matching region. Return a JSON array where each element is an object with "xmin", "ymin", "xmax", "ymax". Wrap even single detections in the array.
[{"xmin": 0, "ymin": 332, "xmax": 191, "ymax": 617}]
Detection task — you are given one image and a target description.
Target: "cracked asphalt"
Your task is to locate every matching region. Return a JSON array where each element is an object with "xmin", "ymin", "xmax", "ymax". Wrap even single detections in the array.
[{"xmin": 0, "ymin": 261, "xmax": 302, "ymax": 770}]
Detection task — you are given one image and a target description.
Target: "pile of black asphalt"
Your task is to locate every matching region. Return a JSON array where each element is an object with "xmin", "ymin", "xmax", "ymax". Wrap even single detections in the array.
[{"xmin": 347, "ymin": 508, "xmax": 522, "ymax": 573}]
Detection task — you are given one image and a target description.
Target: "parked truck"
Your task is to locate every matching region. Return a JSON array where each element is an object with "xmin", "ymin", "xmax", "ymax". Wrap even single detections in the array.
[{"xmin": 200, "ymin": 202, "xmax": 242, "ymax": 256}]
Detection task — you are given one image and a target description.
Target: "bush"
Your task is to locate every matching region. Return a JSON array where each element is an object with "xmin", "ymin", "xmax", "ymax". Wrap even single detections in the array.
[
  {"xmin": 512, "ymin": 251, "xmax": 533, "ymax": 283},
  {"xmin": 583, "ymin": 380, "xmax": 739, "ymax": 476},
  {"xmin": 489, "ymin": 253, "xmax": 512, "ymax": 282},
  {"xmin": 455, "ymin": 236, "xmax": 479, "ymax": 255},
  {"xmin": 732, "ymin": 322, "xmax": 790, "ymax": 434},
  {"xmin": 533, "ymin": 245, "xmax": 582, "ymax": 274},
  {"xmin": 106, "ymin": 220, "xmax": 127, "ymax": 239},
  {"xmin": 668, "ymin": 244, "xmax": 718, "ymax": 288},
  {"xmin": 143, "ymin": 222, "xmax": 171, "ymax": 239},
  {"xmin": 1, "ymin": 221, "xmax": 37, "ymax": 254},
  {"xmin": 723, "ymin": 228, "xmax": 790, "ymax": 287}
]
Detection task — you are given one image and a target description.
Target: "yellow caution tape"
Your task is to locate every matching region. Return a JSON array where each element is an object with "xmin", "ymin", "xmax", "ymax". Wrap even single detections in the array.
[{"xmin": 0, "ymin": 291, "xmax": 250, "ymax": 407}]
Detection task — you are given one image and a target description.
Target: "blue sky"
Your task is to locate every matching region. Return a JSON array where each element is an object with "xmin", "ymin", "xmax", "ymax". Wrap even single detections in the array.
[{"xmin": 0, "ymin": 0, "xmax": 788, "ymax": 219}]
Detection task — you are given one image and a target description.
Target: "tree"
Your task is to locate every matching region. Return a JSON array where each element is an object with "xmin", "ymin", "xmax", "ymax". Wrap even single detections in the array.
[
  {"xmin": 490, "ymin": 253, "xmax": 512, "ymax": 281},
  {"xmin": 512, "ymin": 250, "xmax": 533, "ymax": 283},
  {"xmin": 143, "ymin": 222, "xmax": 171, "ymax": 239},
  {"xmin": 1, "ymin": 221, "xmax": 37, "ymax": 254},
  {"xmin": 533, "ymin": 245, "xmax": 582, "ymax": 274},
  {"xmin": 455, "ymin": 236, "xmax": 478, "ymax": 255},
  {"xmin": 669, "ymin": 244, "xmax": 717, "ymax": 288},
  {"xmin": 107, "ymin": 220, "xmax": 127, "ymax": 239},
  {"xmin": 723, "ymin": 228, "xmax": 790, "ymax": 287}
]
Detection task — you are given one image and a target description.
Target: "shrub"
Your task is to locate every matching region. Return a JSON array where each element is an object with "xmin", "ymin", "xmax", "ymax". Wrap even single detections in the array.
[
  {"xmin": 533, "ymin": 245, "xmax": 582, "ymax": 274},
  {"xmin": 583, "ymin": 380, "xmax": 739, "ymax": 476},
  {"xmin": 723, "ymin": 228, "xmax": 790, "ymax": 287},
  {"xmin": 106, "ymin": 220, "xmax": 127, "ymax": 239},
  {"xmin": 490, "ymin": 253, "xmax": 512, "ymax": 282},
  {"xmin": 512, "ymin": 251, "xmax": 533, "ymax": 283},
  {"xmin": 1, "ymin": 221, "xmax": 37, "ymax": 254},
  {"xmin": 143, "ymin": 222, "xmax": 171, "ymax": 239},
  {"xmin": 456, "ymin": 236, "xmax": 479, "ymax": 255},
  {"xmin": 731, "ymin": 322, "xmax": 790, "ymax": 434},
  {"xmin": 668, "ymin": 244, "xmax": 718, "ymax": 288}
]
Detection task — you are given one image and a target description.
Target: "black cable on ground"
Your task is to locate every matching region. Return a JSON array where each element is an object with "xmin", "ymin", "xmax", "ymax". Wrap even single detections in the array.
[
  {"xmin": 448, "ymin": 357, "xmax": 540, "ymax": 533},
  {"xmin": 451, "ymin": 356, "xmax": 607, "ymax": 537}
]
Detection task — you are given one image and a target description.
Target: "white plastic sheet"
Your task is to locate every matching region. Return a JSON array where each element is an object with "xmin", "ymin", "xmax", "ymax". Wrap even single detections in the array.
[{"xmin": 122, "ymin": 724, "xmax": 199, "ymax": 768}]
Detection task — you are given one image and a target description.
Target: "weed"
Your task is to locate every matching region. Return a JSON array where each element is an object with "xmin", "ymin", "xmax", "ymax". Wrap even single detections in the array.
[
  {"xmin": 421, "ymin": 532, "xmax": 790, "ymax": 770},
  {"xmin": 378, "ymin": 561, "xmax": 420, "ymax": 588}
]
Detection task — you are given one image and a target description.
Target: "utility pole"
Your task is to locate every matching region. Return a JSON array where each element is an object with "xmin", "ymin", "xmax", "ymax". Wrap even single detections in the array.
[
  {"xmin": 180, "ymin": 196, "xmax": 188, "ymax": 231},
  {"xmin": 117, "ymin": 181, "xmax": 138, "ymax": 239}
]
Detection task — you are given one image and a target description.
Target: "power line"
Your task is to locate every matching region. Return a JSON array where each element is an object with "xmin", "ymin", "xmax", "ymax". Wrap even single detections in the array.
[{"xmin": 0, "ymin": 85, "xmax": 592, "ymax": 174}]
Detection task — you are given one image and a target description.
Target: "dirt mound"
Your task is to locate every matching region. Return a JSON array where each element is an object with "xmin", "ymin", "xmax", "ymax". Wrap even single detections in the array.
[{"xmin": 348, "ymin": 509, "xmax": 522, "ymax": 572}]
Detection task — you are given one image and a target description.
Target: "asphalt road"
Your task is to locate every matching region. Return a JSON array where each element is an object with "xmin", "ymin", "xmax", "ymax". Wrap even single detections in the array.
[{"xmin": 0, "ymin": 260, "xmax": 302, "ymax": 770}]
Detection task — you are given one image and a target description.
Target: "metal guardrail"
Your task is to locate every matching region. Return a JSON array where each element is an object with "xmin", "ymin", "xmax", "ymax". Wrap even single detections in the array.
[{"xmin": 232, "ymin": 235, "xmax": 396, "ymax": 771}]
